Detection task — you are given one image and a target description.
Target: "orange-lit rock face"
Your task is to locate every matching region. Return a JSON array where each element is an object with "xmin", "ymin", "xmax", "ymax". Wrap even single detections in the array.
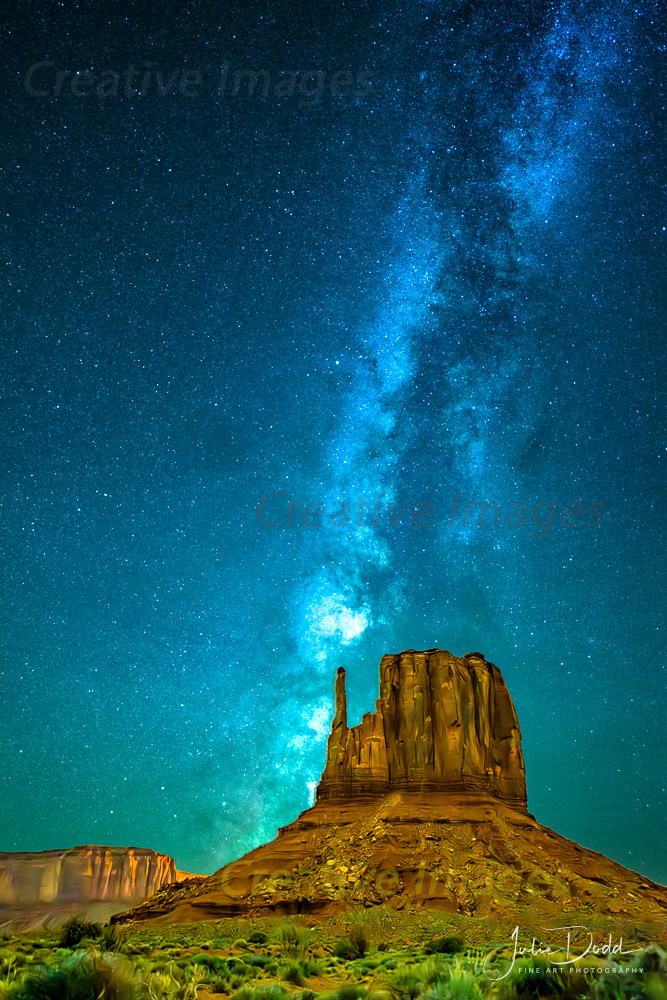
[
  {"xmin": 0, "ymin": 846, "xmax": 179, "ymax": 912},
  {"xmin": 317, "ymin": 650, "xmax": 527, "ymax": 806},
  {"xmin": 112, "ymin": 648, "xmax": 667, "ymax": 926}
]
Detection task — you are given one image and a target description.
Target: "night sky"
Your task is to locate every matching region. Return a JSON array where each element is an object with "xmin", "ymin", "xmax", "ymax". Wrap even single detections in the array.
[{"xmin": 1, "ymin": 0, "xmax": 665, "ymax": 885}]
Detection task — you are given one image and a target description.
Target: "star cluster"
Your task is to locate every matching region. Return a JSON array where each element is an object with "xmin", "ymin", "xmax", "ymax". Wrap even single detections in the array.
[{"xmin": 0, "ymin": 0, "xmax": 665, "ymax": 882}]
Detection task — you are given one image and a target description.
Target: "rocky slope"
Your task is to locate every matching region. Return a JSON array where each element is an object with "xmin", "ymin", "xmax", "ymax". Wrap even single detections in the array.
[
  {"xmin": 0, "ymin": 845, "xmax": 200, "ymax": 929},
  {"xmin": 113, "ymin": 649, "xmax": 667, "ymax": 929}
]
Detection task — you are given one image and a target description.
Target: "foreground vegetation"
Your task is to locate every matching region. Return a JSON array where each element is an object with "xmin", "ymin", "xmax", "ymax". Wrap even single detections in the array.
[{"xmin": 0, "ymin": 911, "xmax": 664, "ymax": 1000}]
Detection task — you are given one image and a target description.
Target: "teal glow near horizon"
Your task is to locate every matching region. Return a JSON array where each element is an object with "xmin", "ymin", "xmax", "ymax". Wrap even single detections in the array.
[{"xmin": 0, "ymin": 0, "xmax": 665, "ymax": 884}]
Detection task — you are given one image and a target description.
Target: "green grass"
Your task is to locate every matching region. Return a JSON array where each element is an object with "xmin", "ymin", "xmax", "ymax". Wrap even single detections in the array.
[
  {"xmin": 0, "ymin": 914, "xmax": 659, "ymax": 1000},
  {"xmin": 423, "ymin": 938, "xmax": 464, "ymax": 957}
]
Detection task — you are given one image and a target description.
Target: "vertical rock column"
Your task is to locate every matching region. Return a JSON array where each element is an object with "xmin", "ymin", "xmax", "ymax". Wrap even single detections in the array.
[{"xmin": 316, "ymin": 649, "xmax": 527, "ymax": 807}]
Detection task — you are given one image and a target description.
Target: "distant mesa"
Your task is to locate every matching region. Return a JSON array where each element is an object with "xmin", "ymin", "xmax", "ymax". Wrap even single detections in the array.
[
  {"xmin": 0, "ymin": 845, "xmax": 203, "ymax": 930},
  {"xmin": 113, "ymin": 649, "xmax": 667, "ymax": 926}
]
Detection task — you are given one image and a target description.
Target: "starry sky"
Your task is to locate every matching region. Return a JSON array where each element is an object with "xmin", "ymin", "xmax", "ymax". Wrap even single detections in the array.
[{"xmin": 1, "ymin": 0, "xmax": 665, "ymax": 884}]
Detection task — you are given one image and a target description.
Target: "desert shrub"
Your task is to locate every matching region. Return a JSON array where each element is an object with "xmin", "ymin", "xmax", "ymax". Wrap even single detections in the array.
[
  {"xmin": 58, "ymin": 917, "xmax": 102, "ymax": 949},
  {"xmin": 232, "ymin": 989, "xmax": 288, "ymax": 1000},
  {"xmin": 348, "ymin": 926, "xmax": 369, "ymax": 960},
  {"xmin": 280, "ymin": 963, "xmax": 306, "ymax": 987},
  {"xmin": 100, "ymin": 924, "xmax": 125, "ymax": 951},
  {"xmin": 419, "ymin": 958, "xmax": 452, "ymax": 989},
  {"xmin": 145, "ymin": 967, "xmax": 208, "ymax": 1000},
  {"xmin": 0, "ymin": 955, "xmax": 19, "ymax": 1000},
  {"xmin": 643, "ymin": 975, "xmax": 667, "ymax": 1000},
  {"xmin": 333, "ymin": 940, "xmax": 354, "ymax": 961},
  {"xmin": 334, "ymin": 928, "xmax": 370, "ymax": 963},
  {"xmin": 301, "ymin": 960, "xmax": 324, "ymax": 978},
  {"xmin": 209, "ymin": 980, "xmax": 229, "ymax": 995},
  {"xmin": 244, "ymin": 957, "xmax": 268, "ymax": 969},
  {"xmin": 226, "ymin": 973, "xmax": 255, "ymax": 992},
  {"xmin": 383, "ymin": 970, "xmax": 422, "ymax": 1000},
  {"xmin": 13, "ymin": 952, "xmax": 141, "ymax": 1000},
  {"xmin": 498, "ymin": 955, "xmax": 567, "ymax": 1000},
  {"xmin": 191, "ymin": 955, "xmax": 225, "ymax": 972},
  {"xmin": 354, "ymin": 960, "xmax": 380, "ymax": 973},
  {"xmin": 0, "ymin": 955, "xmax": 17, "ymax": 977},
  {"xmin": 638, "ymin": 946, "xmax": 667, "ymax": 975},
  {"xmin": 329, "ymin": 987, "xmax": 368, "ymax": 1000},
  {"xmin": 277, "ymin": 925, "xmax": 311, "ymax": 961},
  {"xmin": 424, "ymin": 937, "xmax": 464, "ymax": 957},
  {"xmin": 425, "ymin": 980, "xmax": 482, "ymax": 1000},
  {"xmin": 247, "ymin": 934, "xmax": 267, "ymax": 946}
]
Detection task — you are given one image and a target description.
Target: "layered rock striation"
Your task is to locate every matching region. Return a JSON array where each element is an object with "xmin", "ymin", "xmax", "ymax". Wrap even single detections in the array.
[
  {"xmin": 113, "ymin": 649, "xmax": 667, "ymax": 929},
  {"xmin": 0, "ymin": 846, "xmax": 200, "ymax": 928},
  {"xmin": 318, "ymin": 650, "xmax": 526, "ymax": 806}
]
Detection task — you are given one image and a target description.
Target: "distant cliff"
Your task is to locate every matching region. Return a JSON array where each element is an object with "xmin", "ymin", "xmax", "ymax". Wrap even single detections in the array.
[{"xmin": 0, "ymin": 845, "xmax": 201, "ymax": 928}]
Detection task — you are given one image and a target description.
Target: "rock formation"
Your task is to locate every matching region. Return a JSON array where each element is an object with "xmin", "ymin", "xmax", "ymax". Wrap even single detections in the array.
[
  {"xmin": 0, "ymin": 845, "xmax": 201, "ymax": 929},
  {"xmin": 113, "ymin": 649, "xmax": 667, "ymax": 930},
  {"xmin": 318, "ymin": 651, "xmax": 526, "ymax": 805}
]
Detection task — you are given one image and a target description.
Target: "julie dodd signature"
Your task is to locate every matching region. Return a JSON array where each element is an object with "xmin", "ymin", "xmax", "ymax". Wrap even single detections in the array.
[{"xmin": 483, "ymin": 925, "xmax": 642, "ymax": 980}]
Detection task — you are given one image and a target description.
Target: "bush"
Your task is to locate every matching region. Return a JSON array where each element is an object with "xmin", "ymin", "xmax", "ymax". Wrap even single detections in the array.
[
  {"xmin": 498, "ymin": 955, "xmax": 566, "ymax": 1000},
  {"xmin": 232, "ymin": 989, "xmax": 288, "ymax": 1000},
  {"xmin": 333, "ymin": 940, "xmax": 353, "ymax": 961},
  {"xmin": 301, "ymin": 960, "xmax": 324, "ymax": 978},
  {"xmin": 13, "ymin": 952, "xmax": 141, "ymax": 1000},
  {"xmin": 425, "ymin": 979, "xmax": 482, "ymax": 1000},
  {"xmin": 348, "ymin": 927, "xmax": 369, "ymax": 960},
  {"xmin": 334, "ymin": 928, "xmax": 369, "ymax": 962},
  {"xmin": 191, "ymin": 955, "xmax": 225, "ymax": 972},
  {"xmin": 145, "ymin": 967, "xmax": 209, "ymax": 1000},
  {"xmin": 0, "ymin": 955, "xmax": 19, "ymax": 1000},
  {"xmin": 58, "ymin": 917, "xmax": 102, "ymax": 949},
  {"xmin": 383, "ymin": 971, "xmax": 422, "ymax": 1000},
  {"xmin": 639, "ymin": 946, "xmax": 667, "ymax": 975},
  {"xmin": 247, "ymin": 934, "xmax": 268, "ymax": 946},
  {"xmin": 330, "ymin": 987, "xmax": 368, "ymax": 1000},
  {"xmin": 244, "ymin": 957, "xmax": 268, "ymax": 969},
  {"xmin": 277, "ymin": 925, "xmax": 311, "ymax": 961},
  {"xmin": 424, "ymin": 937, "xmax": 464, "ymax": 957},
  {"xmin": 100, "ymin": 926, "xmax": 126, "ymax": 953},
  {"xmin": 280, "ymin": 963, "xmax": 306, "ymax": 988}
]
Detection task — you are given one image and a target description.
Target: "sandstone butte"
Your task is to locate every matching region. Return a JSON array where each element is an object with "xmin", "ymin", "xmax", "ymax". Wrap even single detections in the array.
[
  {"xmin": 112, "ymin": 649, "xmax": 667, "ymax": 930},
  {"xmin": 0, "ymin": 845, "xmax": 201, "ymax": 929}
]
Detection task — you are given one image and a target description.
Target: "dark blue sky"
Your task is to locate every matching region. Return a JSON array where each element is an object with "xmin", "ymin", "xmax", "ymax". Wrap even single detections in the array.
[{"xmin": 1, "ymin": 0, "xmax": 665, "ymax": 883}]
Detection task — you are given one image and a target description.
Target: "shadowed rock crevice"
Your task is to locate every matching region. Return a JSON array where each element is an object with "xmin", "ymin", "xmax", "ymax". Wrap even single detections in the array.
[{"xmin": 111, "ymin": 648, "xmax": 667, "ymax": 926}]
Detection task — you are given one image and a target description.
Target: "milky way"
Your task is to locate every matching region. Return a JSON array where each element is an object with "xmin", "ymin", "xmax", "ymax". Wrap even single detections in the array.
[{"xmin": 1, "ymin": 0, "xmax": 665, "ymax": 881}]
